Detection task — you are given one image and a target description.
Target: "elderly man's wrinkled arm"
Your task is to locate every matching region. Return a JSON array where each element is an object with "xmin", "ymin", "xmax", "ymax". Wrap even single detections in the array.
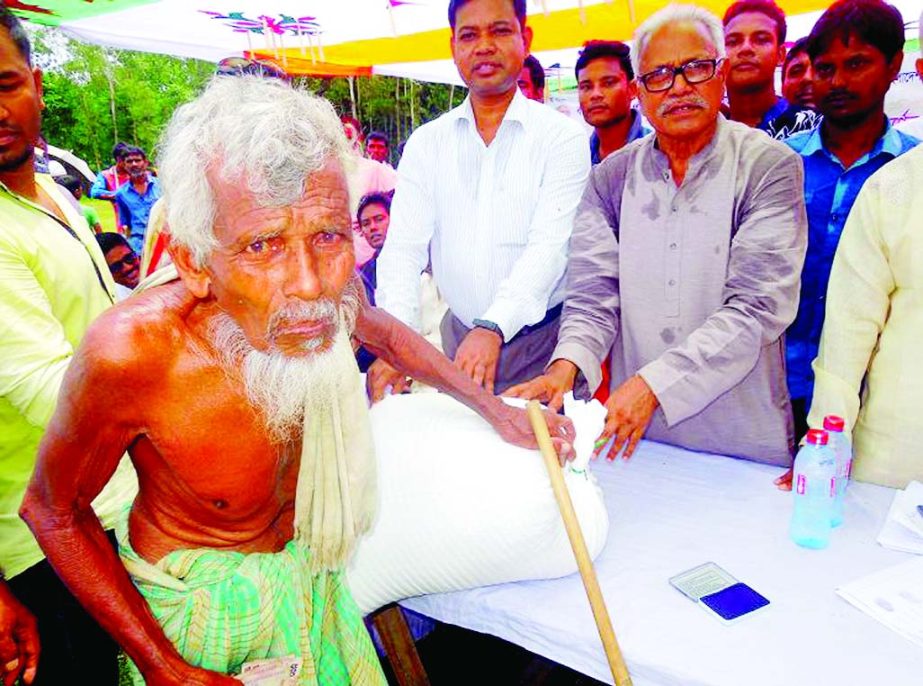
[{"xmin": 18, "ymin": 329, "xmax": 239, "ymax": 686}]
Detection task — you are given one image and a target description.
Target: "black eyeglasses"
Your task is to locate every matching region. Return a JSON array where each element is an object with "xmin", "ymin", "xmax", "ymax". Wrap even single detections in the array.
[
  {"xmin": 109, "ymin": 251, "xmax": 139, "ymax": 273},
  {"xmin": 216, "ymin": 56, "xmax": 290, "ymax": 82},
  {"xmin": 638, "ymin": 58, "xmax": 723, "ymax": 93}
]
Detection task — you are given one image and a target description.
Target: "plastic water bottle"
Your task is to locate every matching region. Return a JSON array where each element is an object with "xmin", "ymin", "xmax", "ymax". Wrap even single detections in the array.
[
  {"xmin": 824, "ymin": 415, "xmax": 852, "ymax": 527},
  {"xmin": 790, "ymin": 429, "xmax": 836, "ymax": 549}
]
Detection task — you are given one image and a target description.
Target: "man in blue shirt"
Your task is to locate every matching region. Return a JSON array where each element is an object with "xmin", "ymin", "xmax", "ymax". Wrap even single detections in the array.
[
  {"xmin": 723, "ymin": 0, "xmax": 819, "ymax": 140},
  {"xmin": 785, "ymin": 0, "xmax": 918, "ymax": 439},
  {"xmin": 114, "ymin": 146, "xmax": 161, "ymax": 254},
  {"xmin": 576, "ymin": 41, "xmax": 650, "ymax": 165}
]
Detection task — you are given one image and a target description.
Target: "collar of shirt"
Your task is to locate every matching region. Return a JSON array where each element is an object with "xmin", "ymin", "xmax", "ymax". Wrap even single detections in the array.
[
  {"xmin": 0, "ymin": 174, "xmax": 116, "ymax": 303},
  {"xmin": 450, "ymin": 87, "xmax": 530, "ymax": 135},
  {"xmin": 798, "ymin": 115, "xmax": 904, "ymax": 168},
  {"xmin": 119, "ymin": 173, "xmax": 159, "ymax": 198},
  {"xmin": 590, "ymin": 110, "xmax": 650, "ymax": 165},
  {"xmin": 649, "ymin": 114, "xmax": 727, "ymax": 183},
  {"xmin": 758, "ymin": 96, "xmax": 790, "ymax": 130}
]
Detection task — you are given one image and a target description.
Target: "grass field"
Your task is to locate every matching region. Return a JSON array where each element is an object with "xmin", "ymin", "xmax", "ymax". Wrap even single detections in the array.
[{"xmin": 84, "ymin": 197, "xmax": 118, "ymax": 234}]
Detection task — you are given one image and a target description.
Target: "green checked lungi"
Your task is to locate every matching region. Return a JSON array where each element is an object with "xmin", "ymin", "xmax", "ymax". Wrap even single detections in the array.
[{"xmin": 116, "ymin": 517, "xmax": 385, "ymax": 685}]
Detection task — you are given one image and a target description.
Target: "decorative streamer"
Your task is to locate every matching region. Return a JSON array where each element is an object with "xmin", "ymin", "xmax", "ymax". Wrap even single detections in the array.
[{"xmin": 387, "ymin": 1, "xmax": 398, "ymax": 37}]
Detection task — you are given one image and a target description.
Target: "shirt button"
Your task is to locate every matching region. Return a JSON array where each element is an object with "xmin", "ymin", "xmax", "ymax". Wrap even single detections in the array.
[
  {"xmin": 662, "ymin": 171, "xmax": 670, "ymax": 181},
  {"xmin": 669, "ymin": 242, "xmax": 678, "ymax": 250},
  {"xmin": 668, "ymin": 279, "xmax": 676, "ymax": 286},
  {"xmin": 671, "ymin": 206, "xmax": 677, "ymax": 213}
]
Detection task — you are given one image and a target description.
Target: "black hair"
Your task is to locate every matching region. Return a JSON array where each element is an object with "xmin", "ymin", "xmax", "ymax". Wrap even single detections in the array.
[
  {"xmin": 807, "ymin": 0, "xmax": 905, "ymax": 63},
  {"xmin": 357, "ymin": 191, "xmax": 393, "ymax": 223},
  {"xmin": 95, "ymin": 232, "xmax": 133, "ymax": 256},
  {"xmin": 57, "ymin": 174, "xmax": 81, "ymax": 196},
  {"xmin": 523, "ymin": 54, "xmax": 545, "ymax": 90},
  {"xmin": 112, "ymin": 142, "xmax": 130, "ymax": 161},
  {"xmin": 448, "ymin": 0, "xmax": 526, "ymax": 29},
  {"xmin": 575, "ymin": 40, "xmax": 634, "ymax": 81},
  {"xmin": 122, "ymin": 145, "xmax": 147, "ymax": 160},
  {"xmin": 782, "ymin": 36, "xmax": 811, "ymax": 79},
  {"xmin": 723, "ymin": 0, "xmax": 787, "ymax": 44},
  {"xmin": 366, "ymin": 131, "xmax": 389, "ymax": 147},
  {"xmin": 0, "ymin": 8, "xmax": 31, "ymax": 66}
]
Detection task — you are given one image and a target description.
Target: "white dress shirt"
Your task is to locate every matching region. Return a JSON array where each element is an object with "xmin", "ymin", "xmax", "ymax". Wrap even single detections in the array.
[{"xmin": 376, "ymin": 89, "xmax": 590, "ymax": 341}]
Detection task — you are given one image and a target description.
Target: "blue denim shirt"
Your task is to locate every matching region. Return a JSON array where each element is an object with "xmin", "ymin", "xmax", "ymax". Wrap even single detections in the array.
[
  {"xmin": 115, "ymin": 174, "xmax": 161, "ymax": 254},
  {"xmin": 784, "ymin": 120, "xmax": 919, "ymax": 401}
]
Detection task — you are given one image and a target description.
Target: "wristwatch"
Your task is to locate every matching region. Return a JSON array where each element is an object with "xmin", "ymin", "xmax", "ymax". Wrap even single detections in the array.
[{"xmin": 472, "ymin": 318, "xmax": 503, "ymax": 339}]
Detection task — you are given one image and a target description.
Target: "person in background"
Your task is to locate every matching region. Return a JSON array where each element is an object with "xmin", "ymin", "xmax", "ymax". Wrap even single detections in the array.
[
  {"xmin": 576, "ymin": 40, "xmax": 650, "ymax": 165},
  {"xmin": 509, "ymin": 3, "xmax": 807, "ymax": 467},
  {"xmin": 57, "ymin": 174, "xmax": 102, "ymax": 233},
  {"xmin": 95, "ymin": 232, "xmax": 140, "ymax": 299},
  {"xmin": 341, "ymin": 114, "xmax": 364, "ymax": 154},
  {"xmin": 356, "ymin": 191, "xmax": 393, "ymax": 371},
  {"xmin": 783, "ymin": 0, "xmax": 918, "ymax": 449},
  {"xmin": 800, "ymin": 145, "xmax": 923, "ymax": 490},
  {"xmin": 365, "ymin": 131, "xmax": 391, "ymax": 166},
  {"xmin": 114, "ymin": 146, "xmax": 161, "ymax": 254},
  {"xmin": 89, "ymin": 142, "xmax": 129, "ymax": 225},
  {"xmin": 781, "ymin": 37, "xmax": 816, "ymax": 109},
  {"xmin": 723, "ymin": 0, "xmax": 819, "ymax": 138},
  {"xmin": 895, "ymin": 8, "xmax": 923, "ymax": 139},
  {"xmin": 375, "ymin": 0, "xmax": 590, "ymax": 397},
  {"xmin": 0, "ymin": 9, "xmax": 128, "ymax": 684},
  {"xmin": 518, "ymin": 53, "xmax": 545, "ymax": 101},
  {"xmin": 357, "ymin": 190, "xmax": 393, "ymax": 306}
]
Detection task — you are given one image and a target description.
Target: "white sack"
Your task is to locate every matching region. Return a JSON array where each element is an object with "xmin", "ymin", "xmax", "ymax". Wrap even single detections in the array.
[{"xmin": 346, "ymin": 392, "xmax": 609, "ymax": 614}]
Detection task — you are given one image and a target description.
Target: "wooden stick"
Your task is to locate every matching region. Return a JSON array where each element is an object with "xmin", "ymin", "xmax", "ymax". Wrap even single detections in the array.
[
  {"xmin": 526, "ymin": 401, "xmax": 632, "ymax": 686},
  {"xmin": 370, "ymin": 604, "xmax": 431, "ymax": 686}
]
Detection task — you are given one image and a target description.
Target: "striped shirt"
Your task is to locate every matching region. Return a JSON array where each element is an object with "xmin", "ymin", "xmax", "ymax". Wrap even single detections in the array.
[{"xmin": 376, "ymin": 89, "xmax": 590, "ymax": 341}]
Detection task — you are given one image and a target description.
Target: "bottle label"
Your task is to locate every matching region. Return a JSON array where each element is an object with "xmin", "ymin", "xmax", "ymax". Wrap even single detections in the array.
[{"xmin": 796, "ymin": 474, "xmax": 806, "ymax": 495}]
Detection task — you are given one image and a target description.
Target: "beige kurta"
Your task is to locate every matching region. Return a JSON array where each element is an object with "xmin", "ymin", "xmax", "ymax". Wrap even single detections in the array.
[{"xmin": 808, "ymin": 145, "xmax": 923, "ymax": 488}]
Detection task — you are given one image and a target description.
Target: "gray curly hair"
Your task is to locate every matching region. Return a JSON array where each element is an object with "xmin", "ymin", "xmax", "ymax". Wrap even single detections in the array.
[{"xmin": 157, "ymin": 76, "xmax": 352, "ymax": 267}]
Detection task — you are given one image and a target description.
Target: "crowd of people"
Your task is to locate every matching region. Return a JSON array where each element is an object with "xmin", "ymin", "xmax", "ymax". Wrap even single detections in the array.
[{"xmin": 1, "ymin": 0, "xmax": 922, "ymax": 683}]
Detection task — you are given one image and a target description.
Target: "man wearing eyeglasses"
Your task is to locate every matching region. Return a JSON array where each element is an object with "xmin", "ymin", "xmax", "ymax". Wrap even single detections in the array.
[
  {"xmin": 509, "ymin": 4, "xmax": 807, "ymax": 468},
  {"xmin": 95, "ymin": 233, "xmax": 140, "ymax": 299}
]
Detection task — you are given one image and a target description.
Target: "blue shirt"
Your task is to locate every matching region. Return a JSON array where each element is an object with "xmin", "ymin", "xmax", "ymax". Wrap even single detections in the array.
[
  {"xmin": 589, "ymin": 109, "xmax": 651, "ymax": 165},
  {"xmin": 784, "ymin": 120, "xmax": 919, "ymax": 401},
  {"xmin": 758, "ymin": 97, "xmax": 821, "ymax": 141},
  {"xmin": 115, "ymin": 174, "xmax": 161, "ymax": 254}
]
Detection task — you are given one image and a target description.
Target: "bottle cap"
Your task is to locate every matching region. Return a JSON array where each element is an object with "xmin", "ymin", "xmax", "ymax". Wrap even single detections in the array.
[
  {"xmin": 805, "ymin": 429, "xmax": 829, "ymax": 446},
  {"xmin": 823, "ymin": 415, "xmax": 845, "ymax": 432}
]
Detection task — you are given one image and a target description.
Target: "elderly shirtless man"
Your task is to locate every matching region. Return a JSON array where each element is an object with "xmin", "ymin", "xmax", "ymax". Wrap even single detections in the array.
[{"xmin": 20, "ymin": 76, "xmax": 572, "ymax": 685}]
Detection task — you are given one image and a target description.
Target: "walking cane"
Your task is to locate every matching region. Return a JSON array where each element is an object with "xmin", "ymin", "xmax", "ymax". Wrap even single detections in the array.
[{"xmin": 526, "ymin": 400, "xmax": 632, "ymax": 686}]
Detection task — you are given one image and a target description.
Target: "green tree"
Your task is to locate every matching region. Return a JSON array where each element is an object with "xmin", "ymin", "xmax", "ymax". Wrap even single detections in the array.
[{"xmin": 32, "ymin": 26, "xmax": 463, "ymax": 171}]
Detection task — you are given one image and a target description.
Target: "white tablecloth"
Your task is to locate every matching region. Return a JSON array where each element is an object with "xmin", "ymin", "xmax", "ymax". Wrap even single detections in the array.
[{"xmin": 401, "ymin": 440, "xmax": 922, "ymax": 685}]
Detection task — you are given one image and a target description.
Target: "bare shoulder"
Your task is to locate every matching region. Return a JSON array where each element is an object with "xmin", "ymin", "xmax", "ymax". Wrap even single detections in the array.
[{"xmin": 74, "ymin": 280, "xmax": 201, "ymax": 389}]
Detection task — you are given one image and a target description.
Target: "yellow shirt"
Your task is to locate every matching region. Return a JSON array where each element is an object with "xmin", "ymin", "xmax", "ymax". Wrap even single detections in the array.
[
  {"xmin": 809, "ymin": 145, "xmax": 923, "ymax": 488},
  {"xmin": 0, "ymin": 174, "xmax": 124, "ymax": 577}
]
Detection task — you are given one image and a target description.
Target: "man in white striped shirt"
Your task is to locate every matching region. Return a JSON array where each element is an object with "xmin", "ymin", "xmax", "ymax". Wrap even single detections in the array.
[{"xmin": 372, "ymin": 0, "xmax": 590, "ymax": 397}]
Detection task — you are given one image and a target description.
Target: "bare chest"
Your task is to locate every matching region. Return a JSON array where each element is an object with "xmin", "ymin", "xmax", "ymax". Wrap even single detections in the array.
[{"xmin": 132, "ymin": 362, "xmax": 300, "ymax": 517}]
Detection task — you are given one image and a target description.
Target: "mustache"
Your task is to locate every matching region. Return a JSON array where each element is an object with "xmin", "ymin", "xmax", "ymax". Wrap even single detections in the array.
[
  {"xmin": 267, "ymin": 298, "xmax": 338, "ymax": 337},
  {"xmin": 657, "ymin": 95, "xmax": 708, "ymax": 117},
  {"xmin": 822, "ymin": 89, "xmax": 856, "ymax": 102}
]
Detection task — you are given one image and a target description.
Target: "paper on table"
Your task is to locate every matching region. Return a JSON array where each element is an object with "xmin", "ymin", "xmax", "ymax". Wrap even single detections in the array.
[
  {"xmin": 836, "ymin": 557, "xmax": 923, "ymax": 649},
  {"xmin": 877, "ymin": 481, "xmax": 923, "ymax": 554}
]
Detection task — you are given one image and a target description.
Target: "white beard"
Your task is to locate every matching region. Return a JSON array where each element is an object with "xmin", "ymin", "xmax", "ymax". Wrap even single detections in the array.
[{"xmin": 207, "ymin": 285, "xmax": 361, "ymax": 443}]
